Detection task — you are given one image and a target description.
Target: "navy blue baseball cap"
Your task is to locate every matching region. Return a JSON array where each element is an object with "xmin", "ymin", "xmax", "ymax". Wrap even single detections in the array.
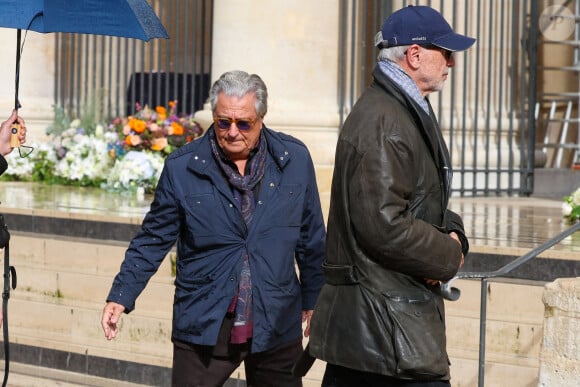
[{"xmin": 375, "ymin": 5, "xmax": 475, "ymax": 51}]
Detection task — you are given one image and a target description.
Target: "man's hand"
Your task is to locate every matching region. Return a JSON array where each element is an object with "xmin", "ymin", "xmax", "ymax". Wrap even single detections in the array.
[
  {"xmin": 302, "ymin": 310, "xmax": 314, "ymax": 338},
  {"xmin": 101, "ymin": 301, "xmax": 126, "ymax": 340}
]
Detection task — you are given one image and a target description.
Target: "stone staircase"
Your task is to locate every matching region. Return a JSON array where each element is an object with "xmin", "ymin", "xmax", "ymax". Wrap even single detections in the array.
[{"xmin": 3, "ymin": 231, "xmax": 549, "ymax": 387}]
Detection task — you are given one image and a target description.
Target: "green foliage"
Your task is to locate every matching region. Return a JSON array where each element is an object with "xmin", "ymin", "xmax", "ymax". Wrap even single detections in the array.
[
  {"xmin": 45, "ymin": 105, "xmax": 71, "ymax": 137},
  {"xmin": 563, "ymin": 187, "xmax": 580, "ymax": 225},
  {"xmin": 46, "ymin": 93, "xmax": 105, "ymax": 138},
  {"xmin": 30, "ymin": 149, "xmax": 57, "ymax": 183},
  {"xmin": 78, "ymin": 93, "xmax": 104, "ymax": 136}
]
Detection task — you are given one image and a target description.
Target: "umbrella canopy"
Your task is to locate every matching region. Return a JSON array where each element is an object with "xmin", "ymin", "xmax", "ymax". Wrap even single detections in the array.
[
  {"xmin": 0, "ymin": 0, "xmax": 169, "ymax": 147},
  {"xmin": 0, "ymin": 0, "xmax": 169, "ymax": 41}
]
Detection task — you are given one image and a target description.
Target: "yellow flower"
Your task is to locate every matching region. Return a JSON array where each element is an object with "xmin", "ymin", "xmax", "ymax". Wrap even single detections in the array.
[{"xmin": 151, "ymin": 137, "xmax": 168, "ymax": 151}]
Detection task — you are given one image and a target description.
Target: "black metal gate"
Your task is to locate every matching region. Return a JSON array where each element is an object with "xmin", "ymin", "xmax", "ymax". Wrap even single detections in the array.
[
  {"xmin": 54, "ymin": 0, "xmax": 213, "ymax": 120},
  {"xmin": 339, "ymin": 0, "xmax": 538, "ymax": 196}
]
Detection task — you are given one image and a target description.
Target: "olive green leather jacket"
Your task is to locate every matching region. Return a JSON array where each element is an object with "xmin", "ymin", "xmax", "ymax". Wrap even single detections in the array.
[{"xmin": 309, "ymin": 66, "xmax": 468, "ymax": 381}]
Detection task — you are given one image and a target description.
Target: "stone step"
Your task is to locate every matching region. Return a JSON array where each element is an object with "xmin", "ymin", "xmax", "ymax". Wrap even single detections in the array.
[{"xmin": 4, "ymin": 237, "xmax": 548, "ymax": 386}]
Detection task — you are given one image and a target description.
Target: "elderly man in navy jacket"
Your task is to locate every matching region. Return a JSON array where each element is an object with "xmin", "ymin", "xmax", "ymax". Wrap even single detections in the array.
[{"xmin": 101, "ymin": 70, "xmax": 326, "ymax": 387}]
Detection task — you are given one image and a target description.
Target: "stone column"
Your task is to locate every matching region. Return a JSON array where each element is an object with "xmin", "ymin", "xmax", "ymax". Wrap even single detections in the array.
[
  {"xmin": 538, "ymin": 277, "xmax": 580, "ymax": 386},
  {"xmin": 194, "ymin": 0, "xmax": 340, "ymax": 215},
  {"xmin": 0, "ymin": 30, "xmax": 55, "ymax": 142}
]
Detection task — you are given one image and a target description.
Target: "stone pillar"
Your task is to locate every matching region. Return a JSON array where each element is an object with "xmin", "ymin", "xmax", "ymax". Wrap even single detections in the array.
[
  {"xmin": 194, "ymin": 0, "xmax": 340, "ymax": 214},
  {"xmin": 0, "ymin": 30, "xmax": 55, "ymax": 142},
  {"xmin": 538, "ymin": 277, "xmax": 580, "ymax": 386}
]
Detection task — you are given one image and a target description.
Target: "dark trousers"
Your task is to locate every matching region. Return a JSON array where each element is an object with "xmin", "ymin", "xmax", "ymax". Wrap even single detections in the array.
[
  {"xmin": 172, "ymin": 338, "xmax": 303, "ymax": 387},
  {"xmin": 322, "ymin": 363, "xmax": 451, "ymax": 387}
]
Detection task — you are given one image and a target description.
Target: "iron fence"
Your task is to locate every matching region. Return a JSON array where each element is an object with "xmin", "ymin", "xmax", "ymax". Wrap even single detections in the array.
[
  {"xmin": 54, "ymin": 0, "xmax": 213, "ymax": 121},
  {"xmin": 339, "ymin": 0, "xmax": 538, "ymax": 196},
  {"xmin": 53, "ymin": 0, "xmax": 547, "ymax": 195}
]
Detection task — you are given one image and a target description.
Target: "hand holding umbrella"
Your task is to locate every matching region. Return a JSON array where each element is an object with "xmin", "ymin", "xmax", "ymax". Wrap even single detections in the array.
[{"xmin": 0, "ymin": 111, "xmax": 26, "ymax": 155}]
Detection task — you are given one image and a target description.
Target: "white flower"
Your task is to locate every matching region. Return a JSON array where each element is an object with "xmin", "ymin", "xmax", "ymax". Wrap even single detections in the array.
[
  {"xmin": 571, "ymin": 188, "xmax": 580, "ymax": 207},
  {"xmin": 95, "ymin": 124, "xmax": 104, "ymax": 138},
  {"xmin": 103, "ymin": 150, "xmax": 165, "ymax": 193},
  {"xmin": 563, "ymin": 187, "xmax": 580, "ymax": 224},
  {"xmin": 103, "ymin": 131, "xmax": 119, "ymax": 143},
  {"xmin": 54, "ymin": 135, "xmax": 112, "ymax": 182},
  {"xmin": 562, "ymin": 202, "xmax": 573, "ymax": 216},
  {"xmin": 70, "ymin": 119, "xmax": 81, "ymax": 128}
]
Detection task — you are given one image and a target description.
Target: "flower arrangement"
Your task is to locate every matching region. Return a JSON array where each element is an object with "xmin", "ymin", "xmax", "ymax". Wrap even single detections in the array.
[
  {"xmin": 562, "ymin": 187, "xmax": 580, "ymax": 225},
  {"xmin": 107, "ymin": 101, "xmax": 203, "ymax": 159},
  {"xmin": 2, "ymin": 101, "xmax": 204, "ymax": 194}
]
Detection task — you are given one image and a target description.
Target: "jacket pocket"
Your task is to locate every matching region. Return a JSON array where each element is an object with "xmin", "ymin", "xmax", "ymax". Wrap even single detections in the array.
[
  {"xmin": 269, "ymin": 184, "xmax": 303, "ymax": 227},
  {"xmin": 384, "ymin": 291, "xmax": 448, "ymax": 379}
]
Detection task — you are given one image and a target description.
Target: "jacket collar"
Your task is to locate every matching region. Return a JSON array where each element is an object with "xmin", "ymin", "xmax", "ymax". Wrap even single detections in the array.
[{"xmin": 186, "ymin": 125, "xmax": 292, "ymax": 176}]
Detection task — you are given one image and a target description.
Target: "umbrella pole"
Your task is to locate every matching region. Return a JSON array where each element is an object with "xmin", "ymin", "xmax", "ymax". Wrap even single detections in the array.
[
  {"xmin": 10, "ymin": 29, "xmax": 21, "ymax": 149},
  {"xmin": 14, "ymin": 29, "xmax": 20, "ymax": 112}
]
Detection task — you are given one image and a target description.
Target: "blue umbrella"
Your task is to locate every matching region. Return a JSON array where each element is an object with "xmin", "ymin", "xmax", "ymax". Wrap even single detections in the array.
[
  {"xmin": 0, "ymin": 0, "xmax": 169, "ymax": 41},
  {"xmin": 0, "ymin": 0, "xmax": 169, "ymax": 146}
]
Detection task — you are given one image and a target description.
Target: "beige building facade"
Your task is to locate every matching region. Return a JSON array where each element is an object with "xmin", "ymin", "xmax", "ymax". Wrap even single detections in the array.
[{"xmin": 0, "ymin": 0, "xmax": 579, "ymax": 385}]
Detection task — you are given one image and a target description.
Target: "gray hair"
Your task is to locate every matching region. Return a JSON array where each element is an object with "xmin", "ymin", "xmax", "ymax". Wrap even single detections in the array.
[
  {"xmin": 377, "ymin": 45, "xmax": 409, "ymax": 63},
  {"xmin": 208, "ymin": 70, "xmax": 268, "ymax": 117}
]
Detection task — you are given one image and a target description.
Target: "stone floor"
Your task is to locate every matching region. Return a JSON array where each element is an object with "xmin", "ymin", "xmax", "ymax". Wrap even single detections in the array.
[{"xmin": 0, "ymin": 182, "xmax": 577, "ymax": 254}]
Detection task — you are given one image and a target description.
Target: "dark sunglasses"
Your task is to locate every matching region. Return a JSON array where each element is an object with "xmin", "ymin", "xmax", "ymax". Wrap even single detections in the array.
[
  {"xmin": 422, "ymin": 44, "xmax": 454, "ymax": 61},
  {"xmin": 213, "ymin": 116, "xmax": 256, "ymax": 131}
]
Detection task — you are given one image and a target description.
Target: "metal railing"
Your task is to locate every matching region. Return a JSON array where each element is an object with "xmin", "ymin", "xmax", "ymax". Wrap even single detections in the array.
[{"xmin": 441, "ymin": 221, "xmax": 580, "ymax": 387}]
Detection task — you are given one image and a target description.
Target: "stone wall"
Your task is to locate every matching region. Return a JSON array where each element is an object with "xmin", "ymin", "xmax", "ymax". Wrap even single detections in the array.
[{"xmin": 539, "ymin": 277, "xmax": 580, "ymax": 386}]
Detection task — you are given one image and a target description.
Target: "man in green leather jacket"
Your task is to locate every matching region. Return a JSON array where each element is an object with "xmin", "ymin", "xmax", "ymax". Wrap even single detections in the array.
[{"xmin": 308, "ymin": 5, "xmax": 474, "ymax": 386}]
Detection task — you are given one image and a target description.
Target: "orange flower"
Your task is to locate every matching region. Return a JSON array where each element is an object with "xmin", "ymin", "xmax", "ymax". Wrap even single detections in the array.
[
  {"xmin": 126, "ymin": 134, "xmax": 142, "ymax": 146},
  {"xmin": 170, "ymin": 121, "xmax": 184, "ymax": 136},
  {"xmin": 151, "ymin": 137, "xmax": 168, "ymax": 151},
  {"xmin": 156, "ymin": 106, "xmax": 167, "ymax": 120},
  {"xmin": 129, "ymin": 118, "xmax": 147, "ymax": 134}
]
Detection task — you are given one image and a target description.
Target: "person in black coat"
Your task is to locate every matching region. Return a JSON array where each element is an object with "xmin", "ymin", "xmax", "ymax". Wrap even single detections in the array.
[
  {"xmin": 308, "ymin": 5, "xmax": 474, "ymax": 387},
  {"xmin": 0, "ymin": 108, "xmax": 27, "ymax": 328}
]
